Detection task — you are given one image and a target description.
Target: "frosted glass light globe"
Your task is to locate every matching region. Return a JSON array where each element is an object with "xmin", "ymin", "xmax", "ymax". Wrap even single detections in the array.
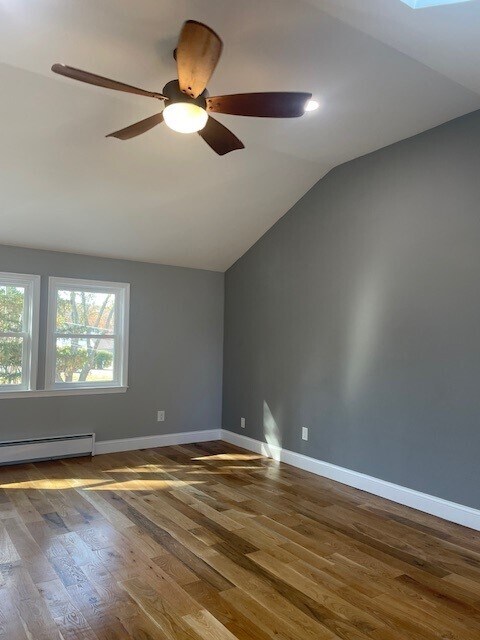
[
  {"xmin": 304, "ymin": 99, "xmax": 319, "ymax": 112},
  {"xmin": 163, "ymin": 102, "xmax": 208, "ymax": 134}
]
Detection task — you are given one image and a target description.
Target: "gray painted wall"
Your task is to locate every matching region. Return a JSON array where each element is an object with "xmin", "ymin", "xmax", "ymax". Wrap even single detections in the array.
[
  {"xmin": 223, "ymin": 109, "xmax": 480, "ymax": 510},
  {"xmin": 0, "ymin": 245, "xmax": 224, "ymax": 442}
]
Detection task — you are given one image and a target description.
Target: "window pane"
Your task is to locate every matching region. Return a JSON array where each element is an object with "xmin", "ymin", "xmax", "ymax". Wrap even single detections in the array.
[
  {"xmin": 55, "ymin": 337, "xmax": 115, "ymax": 383},
  {"xmin": 0, "ymin": 285, "xmax": 25, "ymax": 332},
  {"xmin": 0, "ymin": 337, "xmax": 23, "ymax": 386},
  {"xmin": 56, "ymin": 290, "xmax": 115, "ymax": 335}
]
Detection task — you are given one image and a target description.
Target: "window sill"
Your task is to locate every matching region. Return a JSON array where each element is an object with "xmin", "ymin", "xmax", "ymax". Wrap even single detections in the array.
[{"xmin": 0, "ymin": 386, "xmax": 128, "ymax": 399}]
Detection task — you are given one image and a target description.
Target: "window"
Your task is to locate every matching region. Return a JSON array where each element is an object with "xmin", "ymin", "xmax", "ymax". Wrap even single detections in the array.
[
  {"xmin": 0, "ymin": 272, "xmax": 40, "ymax": 392},
  {"xmin": 45, "ymin": 277, "xmax": 129, "ymax": 390}
]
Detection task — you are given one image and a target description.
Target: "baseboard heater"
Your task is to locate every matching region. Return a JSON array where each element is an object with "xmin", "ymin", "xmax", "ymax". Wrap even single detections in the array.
[{"xmin": 0, "ymin": 433, "xmax": 95, "ymax": 466}]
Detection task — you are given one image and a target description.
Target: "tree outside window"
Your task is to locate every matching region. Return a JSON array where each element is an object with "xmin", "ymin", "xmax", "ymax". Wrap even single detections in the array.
[
  {"xmin": 46, "ymin": 277, "xmax": 129, "ymax": 390},
  {"xmin": 55, "ymin": 290, "xmax": 115, "ymax": 383}
]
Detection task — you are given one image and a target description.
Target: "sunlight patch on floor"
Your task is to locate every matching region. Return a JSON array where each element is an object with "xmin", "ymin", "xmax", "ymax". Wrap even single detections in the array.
[
  {"xmin": 192, "ymin": 453, "xmax": 262, "ymax": 461},
  {"xmin": 85, "ymin": 479, "xmax": 203, "ymax": 491},
  {"xmin": 0, "ymin": 478, "xmax": 203, "ymax": 490},
  {"xmin": 0, "ymin": 478, "xmax": 106, "ymax": 490}
]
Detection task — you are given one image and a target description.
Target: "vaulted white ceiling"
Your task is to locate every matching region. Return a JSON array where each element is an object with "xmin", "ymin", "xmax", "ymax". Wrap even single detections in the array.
[{"xmin": 0, "ymin": 0, "xmax": 479, "ymax": 271}]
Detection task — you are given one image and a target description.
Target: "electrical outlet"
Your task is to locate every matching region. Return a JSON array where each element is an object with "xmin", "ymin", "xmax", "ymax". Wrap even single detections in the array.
[
  {"xmin": 240, "ymin": 417, "xmax": 246, "ymax": 429},
  {"xmin": 157, "ymin": 410, "xmax": 165, "ymax": 422},
  {"xmin": 302, "ymin": 426, "xmax": 309, "ymax": 441}
]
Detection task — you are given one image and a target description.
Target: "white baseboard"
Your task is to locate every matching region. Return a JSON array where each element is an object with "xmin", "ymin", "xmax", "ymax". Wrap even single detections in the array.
[
  {"xmin": 93, "ymin": 427, "xmax": 480, "ymax": 531},
  {"xmin": 221, "ymin": 430, "xmax": 480, "ymax": 532},
  {"xmin": 94, "ymin": 429, "xmax": 221, "ymax": 455}
]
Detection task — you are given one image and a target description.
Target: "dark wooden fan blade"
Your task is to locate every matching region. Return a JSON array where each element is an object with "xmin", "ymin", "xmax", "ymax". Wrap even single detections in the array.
[
  {"xmin": 198, "ymin": 116, "xmax": 244, "ymax": 155},
  {"xmin": 106, "ymin": 113, "xmax": 164, "ymax": 140},
  {"xmin": 176, "ymin": 20, "xmax": 223, "ymax": 99},
  {"xmin": 51, "ymin": 64, "xmax": 166, "ymax": 100},
  {"xmin": 206, "ymin": 92, "xmax": 312, "ymax": 117}
]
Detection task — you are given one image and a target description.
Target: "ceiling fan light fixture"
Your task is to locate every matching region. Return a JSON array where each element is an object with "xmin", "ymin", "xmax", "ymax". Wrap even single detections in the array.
[
  {"xmin": 304, "ymin": 99, "xmax": 320, "ymax": 112},
  {"xmin": 163, "ymin": 102, "xmax": 208, "ymax": 134}
]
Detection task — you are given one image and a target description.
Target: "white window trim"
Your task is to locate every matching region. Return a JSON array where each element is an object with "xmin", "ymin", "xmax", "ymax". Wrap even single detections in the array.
[
  {"xmin": 0, "ymin": 271, "xmax": 40, "ymax": 393},
  {"xmin": 45, "ymin": 276, "xmax": 130, "ymax": 391},
  {"xmin": 0, "ymin": 386, "xmax": 128, "ymax": 399}
]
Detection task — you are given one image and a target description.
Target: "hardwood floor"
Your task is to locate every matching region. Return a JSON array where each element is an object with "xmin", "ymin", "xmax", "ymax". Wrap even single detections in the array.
[{"xmin": 0, "ymin": 441, "xmax": 480, "ymax": 639}]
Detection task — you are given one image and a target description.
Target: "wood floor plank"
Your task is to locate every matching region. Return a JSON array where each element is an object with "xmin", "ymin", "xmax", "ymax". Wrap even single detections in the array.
[
  {"xmin": 3, "ymin": 517, "xmax": 57, "ymax": 584},
  {"xmin": 183, "ymin": 608, "xmax": 239, "ymax": 640},
  {"xmin": 0, "ymin": 441, "xmax": 478, "ymax": 639},
  {"xmin": 0, "ymin": 523, "xmax": 21, "ymax": 564},
  {"xmin": 37, "ymin": 578, "xmax": 99, "ymax": 640},
  {"xmin": 184, "ymin": 579, "xmax": 272, "ymax": 640}
]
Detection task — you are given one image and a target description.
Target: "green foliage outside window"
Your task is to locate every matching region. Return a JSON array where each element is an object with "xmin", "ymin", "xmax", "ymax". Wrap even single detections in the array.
[
  {"xmin": 0, "ymin": 286, "xmax": 24, "ymax": 332},
  {"xmin": 0, "ymin": 286, "xmax": 24, "ymax": 384},
  {"xmin": 0, "ymin": 339, "xmax": 22, "ymax": 384}
]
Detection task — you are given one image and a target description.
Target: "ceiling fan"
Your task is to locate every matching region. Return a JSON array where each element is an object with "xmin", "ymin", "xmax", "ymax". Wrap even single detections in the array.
[{"xmin": 52, "ymin": 20, "xmax": 312, "ymax": 155}]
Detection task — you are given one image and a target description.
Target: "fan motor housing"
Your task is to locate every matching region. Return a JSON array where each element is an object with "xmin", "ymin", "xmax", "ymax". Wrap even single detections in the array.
[{"xmin": 162, "ymin": 79, "xmax": 208, "ymax": 109}]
